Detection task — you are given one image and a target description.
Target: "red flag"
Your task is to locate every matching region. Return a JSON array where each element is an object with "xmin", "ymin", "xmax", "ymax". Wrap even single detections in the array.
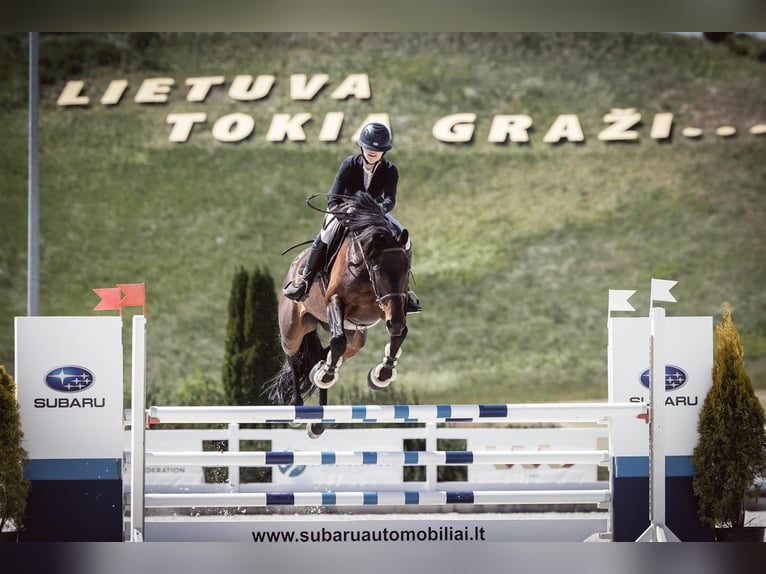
[
  {"xmin": 118, "ymin": 283, "xmax": 145, "ymax": 306},
  {"xmin": 93, "ymin": 287, "xmax": 123, "ymax": 311},
  {"xmin": 118, "ymin": 283, "xmax": 146, "ymax": 316}
]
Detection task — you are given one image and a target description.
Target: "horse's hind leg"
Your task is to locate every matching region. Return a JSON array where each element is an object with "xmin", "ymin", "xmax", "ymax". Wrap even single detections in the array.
[
  {"xmin": 310, "ymin": 294, "xmax": 347, "ymax": 389},
  {"xmin": 307, "ymin": 387, "xmax": 328, "ymax": 439},
  {"xmin": 307, "ymin": 296, "xmax": 346, "ymax": 439}
]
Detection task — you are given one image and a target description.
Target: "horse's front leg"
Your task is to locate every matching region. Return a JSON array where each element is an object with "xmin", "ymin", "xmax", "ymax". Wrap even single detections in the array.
[
  {"xmin": 368, "ymin": 326, "xmax": 408, "ymax": 390},
  {"xmin": 310, "ymin": 294, "xmax": 347, "ymax": 389}
]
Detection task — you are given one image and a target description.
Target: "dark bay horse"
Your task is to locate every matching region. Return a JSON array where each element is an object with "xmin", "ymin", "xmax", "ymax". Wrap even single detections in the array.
[{"xmin": 267, "ymin": 191, "xmax": 411, "ymax": 438}]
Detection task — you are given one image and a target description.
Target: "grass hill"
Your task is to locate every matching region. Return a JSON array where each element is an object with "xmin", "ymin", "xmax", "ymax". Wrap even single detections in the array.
[{"xmin": 1, "ymin": 32, "xmax": 765, "ymax": 407}]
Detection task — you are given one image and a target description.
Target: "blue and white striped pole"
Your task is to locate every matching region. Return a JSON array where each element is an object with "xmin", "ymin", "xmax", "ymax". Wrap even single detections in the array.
[
  {"xmin": 144, "ymin": 489, "xmax": 612, "ymax": 509},
  {"xmin": 148, "ymin": 402, "xmax": 645, "ymax": 425},
  {"xmin": 143, "ymin": 449, "xmax": 610, "ymax": 467}
]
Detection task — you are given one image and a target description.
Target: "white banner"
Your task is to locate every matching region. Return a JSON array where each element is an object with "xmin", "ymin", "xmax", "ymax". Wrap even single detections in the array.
[
  {"xmin": 134, "ymin": 426, "xmax": 605, "ymax": 490},
  {"xmin": 608, "ymin": 316, "xmax": 713, "ymax": 458},
  {"xmin": 128, "ymin": 430, "xmax": 206, "ymax": 486},
  {"xmin": 467, "ymin": 428, "xmax": 601, "ymax": 484},
  {"xmin": 270, "ymin": 431, "xmax": 403, "ymax": 487},
  {"xmin": 15, "ymin": 316, "xmax": 123, "ymax": 460},
  {"xmin": 145, "ymin": 515, "xmax": 607, "ymax": 543}
]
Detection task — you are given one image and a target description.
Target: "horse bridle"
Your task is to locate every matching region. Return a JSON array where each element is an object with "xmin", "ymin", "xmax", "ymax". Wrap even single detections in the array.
[{"xmin": 353, "ymin": 235, "xmax": 409, "ymax": 309}]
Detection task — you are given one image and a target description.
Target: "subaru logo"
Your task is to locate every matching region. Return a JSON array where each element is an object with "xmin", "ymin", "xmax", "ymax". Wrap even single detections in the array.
[
  {"xmin": 45, "ymin": 366, "xmax": 95, "ymax": 393},
  {"xmin": 639, "ymin": 365, "xmax": 688, "ymax": 391}
]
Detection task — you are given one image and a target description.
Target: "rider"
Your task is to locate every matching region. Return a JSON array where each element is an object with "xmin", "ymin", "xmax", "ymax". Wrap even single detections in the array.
[{"xmin": 283, "ymin": 121, "xmax": 422, "ymax": 314}]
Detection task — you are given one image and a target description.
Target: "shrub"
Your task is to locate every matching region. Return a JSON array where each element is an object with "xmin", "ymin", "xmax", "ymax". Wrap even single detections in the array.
[
  {"xmin": 692, "ymin": 303, "xmax": 766, "ymax": 528},
  {"xmin": 0, "ymin": 364, "xmax": 30, "ymax": 533}
]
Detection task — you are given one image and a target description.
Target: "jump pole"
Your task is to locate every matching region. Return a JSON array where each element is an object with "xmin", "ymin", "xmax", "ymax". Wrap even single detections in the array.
[
  {"xmin": 129, "ymin": 314, "xmax": 147, "ymax": 542},
  {"xmin": 636, "ymin": 305, "xmax": 680, "ymax": 542},
  {"xmin": 147, "ymin": 402, "xmax": 644, "ymax": 425}
]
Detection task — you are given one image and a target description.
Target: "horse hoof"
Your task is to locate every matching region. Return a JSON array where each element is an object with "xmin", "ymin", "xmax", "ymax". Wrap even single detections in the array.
[
  {"xmin": 367, "ymin": 366, "xmax": 395, "ymax": 390},
  {"xmin": 307, "ymin": 422, "xmax": 325, "ymax": 439},
  {"xmin": 314, "ymin": 376, "xmax": 337, "ymax": 389},
  {"xmin": 311, "ymin": 362, "xmax": 338, "ymax": 389}
]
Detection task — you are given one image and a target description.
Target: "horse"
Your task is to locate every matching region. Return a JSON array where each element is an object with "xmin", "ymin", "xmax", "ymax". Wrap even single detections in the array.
[{"xmin": 267, "ymin": 191, "xmax": 411, "ymax": 438}]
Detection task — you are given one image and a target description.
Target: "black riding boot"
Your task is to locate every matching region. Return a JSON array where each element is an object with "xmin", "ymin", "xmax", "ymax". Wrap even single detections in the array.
[
  {"xmin": 283, "ymin": 237, "xmax": 327, "ymax": 301},
  {"xmin": 405, "ymin": 248, "xmax": 422, "ymax": 314}
]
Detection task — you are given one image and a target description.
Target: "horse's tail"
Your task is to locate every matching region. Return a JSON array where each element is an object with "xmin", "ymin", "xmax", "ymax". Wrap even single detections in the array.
[
  {"xmin": 265, "ymin": 330, "xmax": 326, "ymax": 405},
  {"xmin": 263, "ymin": 361, "xmax": 294, "ymax": 405}
]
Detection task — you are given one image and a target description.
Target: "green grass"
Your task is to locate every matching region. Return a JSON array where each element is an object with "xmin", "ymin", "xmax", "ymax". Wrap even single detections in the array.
[{"xmin": 2, "ymin": 32, "xmax": 765, "ymax": 407}]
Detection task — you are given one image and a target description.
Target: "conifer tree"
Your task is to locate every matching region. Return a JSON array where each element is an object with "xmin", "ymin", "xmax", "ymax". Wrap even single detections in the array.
[
  {"xmin": 222, "ymin": 265, "xmax": 248, "ymax": 405},
  {"xmin": 241, "ymin": 265, "xmax": 282, "ymax": 405},
  {"xmin": 222, "ymin": 266, "xmax": 281, "ymax": 405},
  {"xmin": 692, "ymin": 302, "xmax": 766, "ymax": 528},
  {"xmin": 0, "ymin": 364, "xmax": 30, "ymax": 534}
]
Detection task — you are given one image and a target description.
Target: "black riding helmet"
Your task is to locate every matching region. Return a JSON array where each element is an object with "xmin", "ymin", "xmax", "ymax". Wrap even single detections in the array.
[{"xmin": 358, "ymin": 122, "xmax": 392, "ymax": 152}]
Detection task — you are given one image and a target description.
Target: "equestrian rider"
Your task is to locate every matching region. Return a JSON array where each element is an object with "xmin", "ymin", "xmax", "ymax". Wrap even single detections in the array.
[{"xmin": 283, "ymin": 122, "xmax": 422, "ymax": 314}]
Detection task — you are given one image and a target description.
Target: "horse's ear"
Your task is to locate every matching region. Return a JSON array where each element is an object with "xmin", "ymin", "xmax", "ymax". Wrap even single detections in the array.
[{"xmin": 398, "ymin": 229, "xmax": 409, "ymax": 247}]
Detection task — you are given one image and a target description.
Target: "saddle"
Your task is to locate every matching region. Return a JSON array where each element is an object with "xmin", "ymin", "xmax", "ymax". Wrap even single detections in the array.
[{"xmin": 324, "ymin": 227, "xmax": 349, "ymax": 275}]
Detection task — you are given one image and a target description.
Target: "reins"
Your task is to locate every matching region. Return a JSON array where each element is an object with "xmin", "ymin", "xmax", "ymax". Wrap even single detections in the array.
[
  {"xmin": 306, "ymin": 193, "xmax": 353, "ymax": 218},
  {"xmin": 280, "ymin": 193, "xmax": 363, "ymax": 256}
]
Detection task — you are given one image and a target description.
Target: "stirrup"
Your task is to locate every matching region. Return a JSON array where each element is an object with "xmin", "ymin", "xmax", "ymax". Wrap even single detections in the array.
[
  {"xmin": 406, "ymin": 291, "xmax": 422, "ymax": 314},
  {"xmin": 283, "ymin": 278, "xmax": 310, "ymax": 301}
]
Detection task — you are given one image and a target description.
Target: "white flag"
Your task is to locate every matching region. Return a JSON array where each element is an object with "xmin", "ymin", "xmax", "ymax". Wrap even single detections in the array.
[
  {"xmin": 608, "ymin": 289, "xmax": 636, "ymax": 312},
  {"xmin": 650, "ymin": 278, "xmax": 677, "ymax": 303}
]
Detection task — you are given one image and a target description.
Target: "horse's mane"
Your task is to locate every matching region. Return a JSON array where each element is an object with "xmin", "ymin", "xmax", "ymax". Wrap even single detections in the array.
[{"xmin": 342, "ymin": 191, "xmax": 399, "ymax": 242}]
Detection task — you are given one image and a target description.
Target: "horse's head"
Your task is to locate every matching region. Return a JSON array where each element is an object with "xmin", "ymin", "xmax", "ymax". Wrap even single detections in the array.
[
  {"xmin": 344, "ymin": 193, "xmax": 410, "ymax": 337},
  {"xmin": 366, "ymin": 229, "xmax": 410, "ymax": 336}
]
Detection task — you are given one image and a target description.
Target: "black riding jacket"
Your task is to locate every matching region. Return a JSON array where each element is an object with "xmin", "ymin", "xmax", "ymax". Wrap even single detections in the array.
[{"xmin": 327, "ymin": 153, "xmax": 399, "ymax": 214}]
